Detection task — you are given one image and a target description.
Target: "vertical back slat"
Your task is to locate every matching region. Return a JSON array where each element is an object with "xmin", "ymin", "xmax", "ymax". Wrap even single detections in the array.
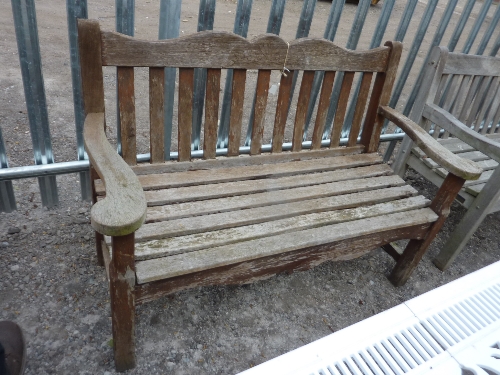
[
  {"xmin": 330, "ymin": 72, "xmax": 355, "ymax": 147},
  {"xmin": 490, "ymin": 103, "xmax": 500, "ymax": 134},
  {"xmin": 250, "ymin": 69, "xmax": 271, "ymax": 155},
  {"xmin": 459, "ymin": 75, "xmax": 482, "ymax": 122},
  {"xmin": 467, "ymin": 76, "xmax": 492, "ymax": 130},
  {"xmin": 149, "ymin": 67, "xmax": 165, "ymax": 163},
  {"xmin": 348, "ymin": 72, "xmax": 373, "ymax": 147},
  {"xmin": 178, "ymin": 68, "xmax": 194, "ymax": 162},
  {"xmin": 292, "ymin": 71, "xmax": 315, "ymax": 152},
  {"xmin": 312, "ymin": 71, "xmax": 336, "ymax": 150},
  {"xmin": 203, "ymin": 68, "xmax": 221, "ymax": 159},
  {"xmin": 228, "ymin": 69, "xmax": 247, "ymax": 156},
  {"xmin": 117, "ymin": 67, "xmax": 136, "ymax": 165},
  {"xmin": 272, "ymin": 72, "xmax": 294, "ymax": 153},
  {"xmin": 479, "ymin": 76, "xmax": 500, "ymax": 134},
  {"xmin": 450, "ymin": 75, "xmax": 471, "ymax": 117},
  {"xmin": 440, "ymin": 74, "xmax": 462, "ymax": 139}
]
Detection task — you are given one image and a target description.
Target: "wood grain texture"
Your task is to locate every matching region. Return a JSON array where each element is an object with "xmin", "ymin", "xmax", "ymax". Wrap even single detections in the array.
[
  {"xmin": 138, "ymin": 175, "xmax": 406, "ymax": 224},
  {"xmin": 443, "ymin": 52, "xmax": 500, "ymax": 76},
  {"xmin": 135, "ymin": 208, "xmax": 437, "ymax": 283},
  {"xmin": 142, "ymin": 164, "xmax": 393, "ymax": 207},
  {"xmin": 98, "ymin": 153, "xmax": 383, "ymax": 193},
  {"xmin": 348, "ymin": 72, "xmax": 373, "ymax": 147},
  {"xmin": 101, "ymin": 30, "xmax": 390, "ymax": 71},
  {"xmin": 133, "ymin": 192, "xmax": 425, "ymax": 260},
  {"xmin": 83, "ymin": 113, "xmax": 147, "ymax": 236},
  {"xmin": 110, "ymin": 233, "xmax": 136, "ymax": 371},
  {"xmin": 292, "ymin": 71, "xmax": 316, "ymax": 152},
  {"xmin": 203, "ymin": 69, "xmax": 221, "ymax": 159},
  {"xmin": 312, "ymin": 71, "xmax": 336, "ymax": 150},
  {"xmin": 77, "ymin": 19, "xmax": 105, "ymax": 115},
  {"xmin": 178, "ymin": 68, "xmax": 194, "ymax": 162},
  {"xmin": 149, "ymin": 67, "xmax": 165, "ymax": 163},
  {"xmin": 330, "ymin": 72, "xmax": 355, "ymax": 147},
  {"xmin": 135, "ymin": 223, "xmax": 431, "ymax": 304},
  {"xmin": 228, "ymin": 69, "xmax": 247, "ymax": 156},
  {"xmin": 90, "ymin": 165, "xmax": 104, "ymax": 266},
  {"xmin": 250, "ymin": 70, "xmax": 271, "ymax": 155},
  {"xmin": 272, "ymin": 72, "xmax": 294, "ymax": 153},
  {"xmin": 117, "ymin": 67, "xmax": 137, "ymax": 165},
  {"xmin": 379, "ymin": 105, "xmax": 482, "ymax": 180}
]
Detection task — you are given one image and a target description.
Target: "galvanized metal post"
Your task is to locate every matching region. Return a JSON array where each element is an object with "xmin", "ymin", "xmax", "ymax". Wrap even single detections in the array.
[
  {"xmin": 244, "ymin": 0, "xmax": 287, "ymax": 146},
  {"xmin": 192, "ymin": 0, "xmax": 216, "ymax": 150},
  {"xmin": 341, "ymin": 0, "xmax": 396, "ymax": 138},
  {"xmin": 217, "ymin": 0, "xmax": 254, "ymax": 148},
  {"xmin": 461, "ymin": 0, "xmax": 493, "ymax": 54},
  {"xmin": 322, "ymin": 0, "xmax": 371, "ymax": 139},
  {"xmin": 11, "ymin": 0, "xmax": 58, "ymax": 207},
  {"xmin": 475, "ymin": 2, "xmax": 500, "ymax": 55},
  {"xmin": 302, "ymin": 0, "xmax": 345, "ymax": 137},
  {"xmin": 0, "ymin": 127, "xmax": 16, "ymax": 212},
  {"xmin": 115, "ymin": 0, "xmax": 135, "ymax": 156},
  {"xmin": 66, "ymin": 0, "xmax": 90, "ymax": 201},
  {"xmin": 159, "ymin": 0, "xmax": 181, "ymax": 160}
]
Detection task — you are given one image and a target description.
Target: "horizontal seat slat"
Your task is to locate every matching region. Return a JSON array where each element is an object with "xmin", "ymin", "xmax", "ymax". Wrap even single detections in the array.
[
  {"xmin": 96, "ymin": 152, "xmax": 382, "ymax": 194},
  {"xmin": 143, "ymin": 164, "xmax": 393, "ymax": 205},
  {"xmin": 135, "ymin": 208, "xmax": 438, "ymax": 283},
  {"xmin": 145, "ymin": 174, "xmax": 406, "ymax": 220},
  {"xmin": 134, "ymin": 185, "xmax": 419, "ymax": 242},
  {"xmin": 132, "ymin": 195, "xmax": 429, "ymax": 260}
]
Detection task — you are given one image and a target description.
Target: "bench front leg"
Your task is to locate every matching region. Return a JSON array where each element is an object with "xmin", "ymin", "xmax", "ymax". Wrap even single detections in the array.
[
  {"xmin": 110, "ymin": 232, "xmax": 136, "ymax": 371},
  {"xmin": 389, "ymin": 173, "xmax": 465, "ymax": 286}
]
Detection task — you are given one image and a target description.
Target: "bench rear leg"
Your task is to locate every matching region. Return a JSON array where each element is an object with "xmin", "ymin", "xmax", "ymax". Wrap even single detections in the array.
[
  {"xmin": 389, "ymin": 174, "xmax": 465, "ymax": 287},
  {"xmin": 90, "ymin": 165, "xmax": 104, "ymax": 266},
  {"xmin": 110, "ymin": 233, "xmax": 136, "ymax": 371}
]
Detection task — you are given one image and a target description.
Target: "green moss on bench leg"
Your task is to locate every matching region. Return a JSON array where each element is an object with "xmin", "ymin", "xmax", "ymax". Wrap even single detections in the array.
[
  {"xmin": 389, "ymin": 173, "xmax": 465, "ymax": 286},
  {"xmin": 110, "ymin": 233, "xmax": 136, "ymax": 371}
]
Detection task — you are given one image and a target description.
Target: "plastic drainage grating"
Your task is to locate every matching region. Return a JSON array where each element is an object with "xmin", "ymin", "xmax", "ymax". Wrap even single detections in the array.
[{"xmin": 238, "ymin": 261, "xmax": 500, "ymax": 375}]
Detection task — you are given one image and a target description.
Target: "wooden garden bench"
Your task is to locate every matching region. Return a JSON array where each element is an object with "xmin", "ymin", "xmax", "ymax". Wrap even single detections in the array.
[
  {"xmin": 78, "ymin": 19, "xmax": 482, "ymax": 371},
  {"xmin": 393, "ymin": 46, "xmax": 500, "ymax": 271}
]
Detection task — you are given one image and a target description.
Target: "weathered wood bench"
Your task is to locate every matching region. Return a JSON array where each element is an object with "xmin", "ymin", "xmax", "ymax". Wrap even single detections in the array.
[
  {"xmin": 78, "ymin": 20, "xmax": 482, "ymax": 371},
  {"xmin": 393, "ymin": 46, "xmax": 500, "ymax": 271}
]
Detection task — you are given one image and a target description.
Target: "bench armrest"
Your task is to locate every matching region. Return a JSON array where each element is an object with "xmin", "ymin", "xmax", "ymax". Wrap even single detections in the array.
[
  {"xmin": 379, "ymin": 106, "xmax": 482, "ymax": 180},
  {"xmin": 84, "ymin": 112, "xmax": 147, "ymax": 236},
  {"xmin": 423, "ymin": 103, "xmax": 500, "ymax": 163}
]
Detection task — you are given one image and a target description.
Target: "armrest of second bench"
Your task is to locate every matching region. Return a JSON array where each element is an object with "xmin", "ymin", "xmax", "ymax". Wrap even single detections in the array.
[
  {"xmin": 379, "ymin": 105, "xmax": 483, "ymax": 181},
  {"xmin": 84, "ymin": 112, "xmax": 147, "ymax": 237}
]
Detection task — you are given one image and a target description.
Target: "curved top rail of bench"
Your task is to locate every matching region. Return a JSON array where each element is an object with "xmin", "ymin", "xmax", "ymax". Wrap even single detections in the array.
[{"xmin": 99, "ymin": 28, "xmax": 391, "ymax": 72}]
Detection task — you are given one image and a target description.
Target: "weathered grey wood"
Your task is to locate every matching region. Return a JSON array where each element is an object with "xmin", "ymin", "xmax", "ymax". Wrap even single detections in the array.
[
  {"xmin": 83, "ymin": 113, "xmax": 147, "ymax": 236},
  {"xmin": 132, "ymin": 194, "xmax": 426, "ymax": 260},
  {"xmin": 443, "ymin": 53, "xmax": 500, "ymax": 76},
  {"xmin": 138, "ymin": 184, "xmax": 417, "ymax": 242},
  {"xmin": 292, "ymin": 71, "xmax": 315, "ymax": 152},
  {"xmin": 135, "ymin": 208, "xmax": 437, "ymax": 284},
  {"xmin": 90, "ymin": 165, "xmax": 104, "ymax": 266},
  {"xmin": 348, "ymin": 72, "xmax": 373, "ymax": 147},
  {"xmin": 178, "ymin": 68, "xmax": 194, "ymax": 162},
  {"xmin": 250, "ymin": 70, "xmax": 271, "ymax": 155},
  {"xmin": 477, "ymin": 77, "xmax": 500, "ymax": 134},
  {"xmin": 312, "ymin": 71, "xmax": 336, "ymax": 150},
  {"xmin": 423, "ymin": 103, "xmax": 500, "ymax": 163},
  {"xmin": 436, "ymin": 167, "xmax": 495, "ymax": 187},
  {"xmin": 142, "ymin": 164, "xmax": 393, "ymax": 207},
  {"xmin": 228, "ymin": 69, "xmax": 247, "ymax": 156},
  {"xmin": 142, "ymin": 175, "xmax": 406, "ymax": 222},
  {"xmin": 272, "ymin": 72, "xmax": 294, "ymax": 153},
  {"xmin": 466, "ymin": 76, "xmax": 492, "ymax": 131},
  {"xmin": 412, "ymin": 148, "xmax": 489, "ymax": 170},
  {"xmin": 434, "ymin": 167, "xmax": 500, "ymax": 270},
  {"xmin": 117, "ymin": 67, "xmax": 137, "ymax": 166},
  {"xmin": 203, "ymin": 69, "xmax": 221, "ymax": 159},
  {"xmin": 96, "ymin": 153, "xmax": 382, "ymax": 193},
  {"xmin": 149, "ymin": 67, "xmax": 165, "ymax": 164},
  {"xmin": 101, "ymin": 31, "xmax": 390, "ymax": 72},
  {"xmin": 379, "ymin": 106, "xmax": 482, "ymax": 180},
  {"xmin": 330, "ymin": 72, "xmax": 355, "ymax": 147},
  {"xmin": 481, "ymin": 78, "xmax": 500, "ymax": 135},
  {"xmin": 135, "ymin": 223, "xmax": 432, "ymax": 304},
  {"xmin": 458, "ymin": 75, "xmax": 483, "ymax": 123}
]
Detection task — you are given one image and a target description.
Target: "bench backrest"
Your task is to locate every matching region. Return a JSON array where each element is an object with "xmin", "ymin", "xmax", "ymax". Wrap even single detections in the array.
[
  {"xmin": 415, "ymin": 47, "xmax": 500, "ymax": 138},
  {"xmin": 78, "ymin": 19, "xmax": 401, "ymax": 166}
]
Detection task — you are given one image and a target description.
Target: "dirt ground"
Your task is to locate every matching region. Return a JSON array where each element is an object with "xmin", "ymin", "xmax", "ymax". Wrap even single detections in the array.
[{"xmin": 1, "ymin": 0, "xmax": 500, "ymax": 374}]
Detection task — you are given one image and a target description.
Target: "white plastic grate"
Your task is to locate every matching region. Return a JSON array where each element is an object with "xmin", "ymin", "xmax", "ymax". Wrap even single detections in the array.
[{"xmin": 238, "ymin": 261, "xmax": 500, "ymax": 375}]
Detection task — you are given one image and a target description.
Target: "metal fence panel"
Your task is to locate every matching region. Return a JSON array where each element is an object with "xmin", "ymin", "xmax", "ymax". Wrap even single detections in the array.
[
  {"xmin": 11, "ymin": 0, "xmax": 58, "ymax": 208},
  {"xmin": 0, "ymin": 127, "xmax": 16, "ymax": 212}
]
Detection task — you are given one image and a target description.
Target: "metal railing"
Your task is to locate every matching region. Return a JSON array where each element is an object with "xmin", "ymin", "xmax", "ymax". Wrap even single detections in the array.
[{"xmin": 1, "ymin": 0, "xmax": 499, "ymax": 212}]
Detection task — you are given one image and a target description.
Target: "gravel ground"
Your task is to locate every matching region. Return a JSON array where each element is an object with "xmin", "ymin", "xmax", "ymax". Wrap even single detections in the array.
[
  {"xmin": 1, "ymin": 0, "xmax": 499, "ymax": 374},
  {"xmin": 1, "ymin": 169, "xmax": 499, "ymax": 374}
]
